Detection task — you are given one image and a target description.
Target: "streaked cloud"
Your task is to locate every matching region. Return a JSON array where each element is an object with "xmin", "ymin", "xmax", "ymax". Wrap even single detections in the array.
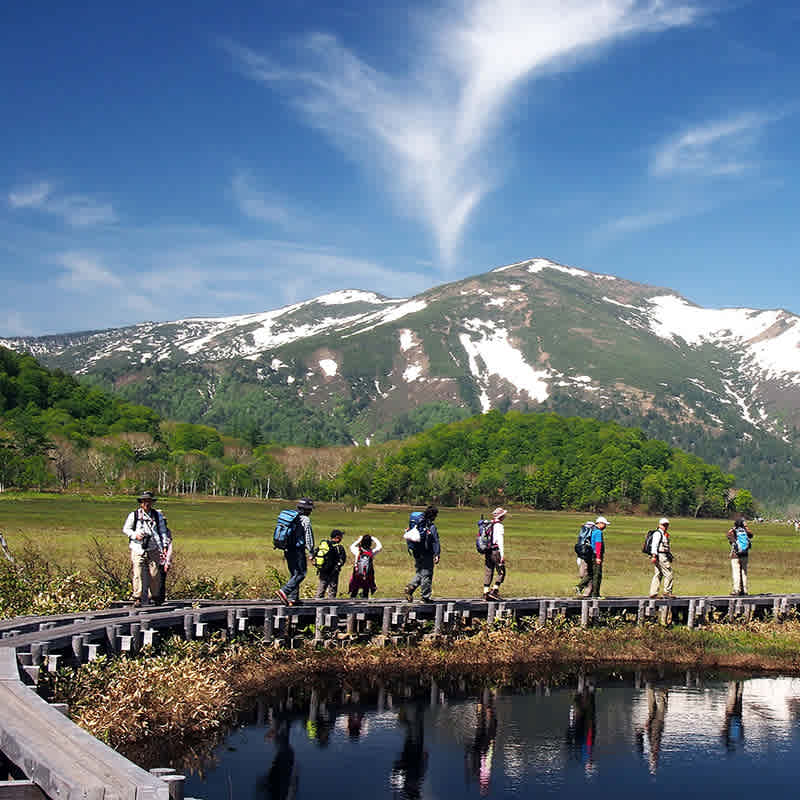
[
  {"xmin": 651, "ymin": 112, "xmax": 773, "ymax": 177},
  {"xmin": 226, "ymin": 0, "xmax": 701, "ymax": 265},
  {"xmin": 8, "ymin": 180, "xmax": 116, "ymax": 227},
  {"xmin": 601, "ymin": 208, "xmax": 690, "ymax": 236},
  {"xmin": 231, "ymin": 170, "xmax": 294, "ymax": 229},
  {"xmin": 56, "ymin": 252, "xmax": 124, "ymax": 291}
]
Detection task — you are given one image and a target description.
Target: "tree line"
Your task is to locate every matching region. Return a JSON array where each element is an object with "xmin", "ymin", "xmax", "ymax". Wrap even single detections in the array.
[{"xmin": 0, "ymin": 347, "xmax": 753, "ymax": 516}]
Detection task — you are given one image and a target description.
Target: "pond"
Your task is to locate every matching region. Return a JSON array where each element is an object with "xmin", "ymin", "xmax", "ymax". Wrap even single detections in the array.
[{"xmin": 183, "ymin": 671, "xmax": 800, "ymax": 799}]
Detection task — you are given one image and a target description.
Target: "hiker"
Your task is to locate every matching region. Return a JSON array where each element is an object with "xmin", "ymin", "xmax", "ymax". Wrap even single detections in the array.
[
  {"xmin": 648, "ymin": 517, "xmax": 674, "ymax": 598},
  {"xmin": 348, "ymin": 533, "xmax": 382, "ymax": 598},
  {"xmin": 574, "ymin": 520, "xmax": 595, "ymax": 597},
  {"xmin": 727, "ymin": 515, "xmax": 753, "ymax": 596},
  {"xmin": 122, "ymin": 490, "xmax": 173, "ymax": 607},
  {"xmin": 314, "ymin": 529, "xmax": 348, "ymax": 598},
  {"xmin": 575, "ymin": 516, "xmax": 608, "ymax": 598},
  {"xmin": 276, "ymin": 498, "xmax": 314, "ymax": 606},
  {"xmin": 404, "ymin": 505, "xmax": 441, "ymax": 602},
  {"xmin": 482, "ymin": 507, "xmax": 507, "ymax": 601}
]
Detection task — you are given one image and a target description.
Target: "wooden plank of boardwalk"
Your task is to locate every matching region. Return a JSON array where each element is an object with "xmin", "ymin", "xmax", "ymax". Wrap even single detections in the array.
[
  {"xmin": 0, "ymin": 782, "xmax": 46, "ymax": 799},
  {"xmin": 0, "ymin": 647, "xmax": 169, "ymax": 800}
]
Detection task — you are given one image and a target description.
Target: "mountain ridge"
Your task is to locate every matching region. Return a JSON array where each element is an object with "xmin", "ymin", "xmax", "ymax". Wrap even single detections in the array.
[{"xmin": 4, "ymin": 257, "xmax": 800, "ymax": 508}]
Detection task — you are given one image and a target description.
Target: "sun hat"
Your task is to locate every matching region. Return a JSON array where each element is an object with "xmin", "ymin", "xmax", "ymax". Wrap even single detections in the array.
[
  {"xmin": 137, "ymin": 491, "xmax": 157, "ymax": 502},
  {"xmin": 492, "ymin": 507, "xmax": 508, "ymax": 520},
  {"xmin": 659, "ymin": 517, "xmax": 670, "ymax": 526},
  {"xmin": 595, "ymin": 516, "xmax": 609, "ymax": 526}
]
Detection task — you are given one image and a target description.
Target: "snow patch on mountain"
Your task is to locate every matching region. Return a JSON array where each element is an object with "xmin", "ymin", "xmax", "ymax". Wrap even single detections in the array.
[
  {"xmin": 399, "ymin": 329, "xmax": 414, "ymax": 352},
  {"xmin": 319, "ymin": 359, "xmax": 338, "ymax": 377},
  {"xmin": 647, "ymin": 295, "xmax": 800, "ymax": 384},
  {"xmin": 403, "ymin": 364, "xmax": 423, "ymax": 382},
  {"xmin": 346, "ymin": 300, "xmax": 429, "ymax": 337},
  {"xmin": 315, "ymin": 290, "xmax": 392, "ymax": 306},
  {"xmin": 459, "ymin": 320, "xmax": 551, "ymax": 412}
]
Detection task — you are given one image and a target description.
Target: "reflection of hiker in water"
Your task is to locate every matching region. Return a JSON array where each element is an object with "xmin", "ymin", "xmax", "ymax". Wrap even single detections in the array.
[
  {"xmin": 567, "ymin": 682, "xmax": 596, "ymax": 773},
  {"xmin": 465, "ymin": 688, "xmax": 498, "ymax": 796},
  {"xmin": 260, "ymin": 713, "xmax": 298, "ymax": 800},
  {"xmin": 305, "ymin": 688, "xmax": 334, "ymax": 748},
  {"xmin": 635, "ymin": 686, "xmax": 668, "ymax": 775},
  {"xmin": 390, "ymin": 703, "xmax": 428, "ymax": 800},
  {"xmin": 722, "ymin": 681, "xmax": 745, "ymax": 752}
]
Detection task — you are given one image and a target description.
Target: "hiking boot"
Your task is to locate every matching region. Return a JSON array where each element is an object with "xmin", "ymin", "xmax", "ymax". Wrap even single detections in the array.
[
  {"xmin": 133, "ymin": 599, "xmax": 142, "ymax": 608},
  {"xmin": 287, "ymin": 598, "xmax": 301, "ymax": 607},
  {"xmin": 275, "ymin": 589, "xmax": 290, "ymax": 606},
  {"xmin": 664, "ymin": 593, "xmax": 675, "ymax": 599},
  {"xmin": 487, "ymin": 590, "xmax": 502, "ymax": 601},
  {"xmin": 421, "ymin": 596, "xmax": 432, "ymax": 603},
  {"xmin": 649, "ymin": 594, "xmax": 659, "ymax": 599},
  {"xmin": 404, "ymin": 586, "xmax": 414, "ymax": 603}
]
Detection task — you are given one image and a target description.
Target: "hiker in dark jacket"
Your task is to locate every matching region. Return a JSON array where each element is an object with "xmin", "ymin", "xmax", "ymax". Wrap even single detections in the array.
[
  {"xmin": 314, "ymin": 529, "xmax": 347, "ymax": 599},
  {"xmin": 404, "ymin": 505, "xmax": 441, "ymax": 602},
  {"xmin": 276, "ymin": 498, "xmax": 314, "ymax": 607},
  {"xmin": 727, "ymin": 516, "xmax": 753, "ymax": 596}
]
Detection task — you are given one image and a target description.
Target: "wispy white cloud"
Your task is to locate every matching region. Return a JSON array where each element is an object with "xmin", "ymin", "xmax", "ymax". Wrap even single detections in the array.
[
  {"xmin": 226, "ymin": 0, "xmax": 701, "ymax": 265},
  {"xmin": 8, "ymin": 181, "xmax": 53, "ymax": 209},
  {"xmin": 651, "ymin": 112, "xmax": 774, "ymax": 177},
  {"xmin": 56, "ymin": 252, "xmax": 124, "ymax": 291},
  {"xmin": 8, "ymin": 180, "xmax": 116, "ymax": 227},
  {"xmin": 600, "ymin": 208, "xmax": 690, "ymax": 236},
  {"xmin": 231, "ymin": 170, "xmax": 294, "ymax": 229}
]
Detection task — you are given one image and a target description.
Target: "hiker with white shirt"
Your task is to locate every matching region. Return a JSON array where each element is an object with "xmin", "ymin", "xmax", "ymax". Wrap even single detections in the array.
[
  {"xmin": 482, "ymin": 507, "xmax": 507, "ymax": 601},
  {"xmin": 122, "ymin": 491, "xmax": 172, "ymax": 607}
]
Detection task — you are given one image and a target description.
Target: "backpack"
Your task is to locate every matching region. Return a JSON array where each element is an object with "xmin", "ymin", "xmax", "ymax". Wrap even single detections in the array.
[
  {"xmin": 354, "ymin": 548, "xmax": 373, "ymax": 580},
  {"xmin": 734, "ymin": 528, "xmax": 750, "ymax": 555},
  {"xmin": 641, "ymin": 529, "xmax": 657, "ymax": 555},
  {"xmin": 574, "ymin": 521, "xmax": 594, "ymax": 559},
  {"xmin": 313, "ymin": 539, "xmax": 338, "ymax": 572},
  {"xmin": 476, "ymin": 517, "xmax": 494, "ymax": 554},
  {"xmin": 404, "ymin": 511, "xmax": 428, "ymax": 554},
  {"xmin": 273, "ymin": 509, "xmax": 303, "ymax": 550}
]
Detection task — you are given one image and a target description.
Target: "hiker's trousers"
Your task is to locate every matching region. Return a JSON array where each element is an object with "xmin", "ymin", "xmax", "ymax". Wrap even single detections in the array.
[
  {"xmin": 408, "ymin": 554, "xmax": 435, "ymax": 600},
  {"xmin": 650, "ymin": 553, "xmax": 674, "ymax": 596},
  {"xmin": 282, "ymin": 548, "xmax": 307, "ymax": 602},
  {"xmin": 731, "ymin": 555, "xmax": 748, "ymax": 595},
  {"xmin": 132, "ymin": 549, "xmax": 163, "ymax": 604},
  {"xmin": 483, "ymin": 550, "xmax": 506, "ymax": 589}
]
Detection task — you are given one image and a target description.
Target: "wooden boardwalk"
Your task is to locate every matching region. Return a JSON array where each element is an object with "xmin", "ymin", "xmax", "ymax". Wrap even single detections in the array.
[{"xmin": 1, "ymin": 593, "xmax": 799, "ymax": 798}]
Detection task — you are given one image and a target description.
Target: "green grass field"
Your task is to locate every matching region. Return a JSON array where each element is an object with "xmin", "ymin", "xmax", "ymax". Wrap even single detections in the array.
[{"xmin": 2, "ymin": 493, "xmax": 799, "ymax": 599}]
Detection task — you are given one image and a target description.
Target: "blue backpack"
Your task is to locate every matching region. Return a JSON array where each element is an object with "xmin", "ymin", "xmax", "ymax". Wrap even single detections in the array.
[
  {"xmin": 735, "ymin": 528, "xmax": 750, "ymax": 555},
  {"xmin": 273, "ymin": 509, "xmax": 303, "ymax": 550},
  {"xmin": 406, "ymin": 511, "xmax": 428, "ymax": 554}
]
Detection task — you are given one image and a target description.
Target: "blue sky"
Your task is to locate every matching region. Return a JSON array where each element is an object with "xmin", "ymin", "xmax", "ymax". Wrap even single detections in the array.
[{"xmin": 2, "ymin": 0, "xmax": 799, "ymax": 336}]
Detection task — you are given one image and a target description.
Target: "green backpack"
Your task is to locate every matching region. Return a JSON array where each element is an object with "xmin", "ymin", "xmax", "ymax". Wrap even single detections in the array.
[{"xmin": 313, "ymin": 539, "xmax": 338, "ymax": 572}]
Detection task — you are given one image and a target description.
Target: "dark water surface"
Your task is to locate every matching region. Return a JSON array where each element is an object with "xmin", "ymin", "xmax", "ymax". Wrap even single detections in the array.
[{"xmin": 183, "ymin": 672, "xmax": 800, "ymax": 799}]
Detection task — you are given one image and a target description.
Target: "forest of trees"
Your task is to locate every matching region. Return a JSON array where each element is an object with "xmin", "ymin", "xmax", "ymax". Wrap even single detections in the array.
[{"xmin": 0, "ymin": 347, "xmax": 755, "ymax": 516}]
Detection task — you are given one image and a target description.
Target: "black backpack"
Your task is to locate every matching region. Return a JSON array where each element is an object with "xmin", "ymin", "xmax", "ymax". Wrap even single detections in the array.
[{"xmin": 641, "ymin": 529, "xmax": 657, "ymax": 555}]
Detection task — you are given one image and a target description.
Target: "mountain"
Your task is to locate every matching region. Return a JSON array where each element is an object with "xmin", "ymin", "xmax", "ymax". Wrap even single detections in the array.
[{"xmin": 4, "ymin": 258, "xmax": 800, "ymax": 508}]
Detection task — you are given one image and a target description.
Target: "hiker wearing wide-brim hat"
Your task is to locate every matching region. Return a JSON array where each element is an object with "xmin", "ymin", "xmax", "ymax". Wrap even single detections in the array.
[
  {"xmin": 122, "ymin": 491, "xmax": 173, "ymax": 607},
  {"xmin": 483, "ymin": 507, "xmax": 508, "ymax": 601}
]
